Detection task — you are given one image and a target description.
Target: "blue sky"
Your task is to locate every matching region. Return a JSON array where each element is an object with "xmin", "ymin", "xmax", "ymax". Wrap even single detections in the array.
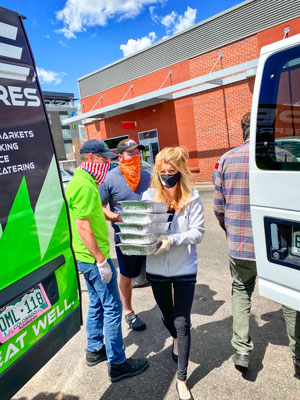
[{"xmin": 1, "ymin": 0, "xmax": 243, "ymax": 100}]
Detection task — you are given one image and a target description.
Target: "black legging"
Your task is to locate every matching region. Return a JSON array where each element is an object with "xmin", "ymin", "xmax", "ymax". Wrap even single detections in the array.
[{"xmin": 150, "ymin": 279, "xmax": 195, "ymax": 381}]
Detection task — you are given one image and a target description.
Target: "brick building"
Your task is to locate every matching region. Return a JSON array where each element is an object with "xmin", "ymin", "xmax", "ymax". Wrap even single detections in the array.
[{"xmin": 65, "ymin": 0, "xmax": 300, "ymax": 182}]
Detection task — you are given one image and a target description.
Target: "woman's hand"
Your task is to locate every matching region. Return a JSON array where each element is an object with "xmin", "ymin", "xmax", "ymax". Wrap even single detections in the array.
[{"xmin": 154, "ymin": 235, "xmax": 173, "ymax": 255}]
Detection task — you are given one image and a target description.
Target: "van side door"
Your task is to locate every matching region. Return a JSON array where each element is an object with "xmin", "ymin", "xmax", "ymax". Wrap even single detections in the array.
[{"xmin": 250, "ymin": 34, "xmax": 300, "ymax": 310}]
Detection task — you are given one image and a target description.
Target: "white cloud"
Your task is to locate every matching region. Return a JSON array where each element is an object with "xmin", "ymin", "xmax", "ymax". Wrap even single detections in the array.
[
  {"xmin": 37, "ymin": 67, "xmax": 67, "ymax": 86},
  {"xmin": 56, "ymin": 0, "xmax": 164, "ymax": 38},
  {"xmin": 58, "ymin": 40, "xmax": 67, "ymax": 47},
  {"xmin": 149, "ymin": 6, "xmax": 159, "ymax": 24},
  {"xmin": 161, "ymin": 11, "xmax": 176, "ymax": 28},
  {"xmin": 120, "ymin": 32, "xmax": 157, "ymax": 57},
  {"xmin": 56, "ymin": 27, "xmax": 77, "ymax": 39},
  {"xmin": 153, "ymin": 6, "xmax": 197, "ymax": 36},
  {"xmin": 173, "ymin": 7, "xmax": 197, "ymax": 33}
]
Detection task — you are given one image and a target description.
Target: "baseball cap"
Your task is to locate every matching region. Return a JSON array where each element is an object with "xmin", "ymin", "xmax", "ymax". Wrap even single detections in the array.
[
  {"xmin": 80, "ymin": 139, "xmax": 118, "ymax": 159},
  {"xmin": 116, "ymin": 138, "xmax": 145, "ymax": 154}
]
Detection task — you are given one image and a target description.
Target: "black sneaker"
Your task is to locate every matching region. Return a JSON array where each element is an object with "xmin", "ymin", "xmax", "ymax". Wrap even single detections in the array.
[
  {"xmin": 232, "ymin": 352, "xmax": 249, "ymax": 371},
  {"xmin": 86, "ymin": 345, "xmax": 107, "ymax": 367},
  {"xmin": 293, "ymin": 358, "xmax": 300, "ymax": 378},
  {"xmin": 125, "ymin": 312, "xmax": 146, "ymax": 331},
  {"xmin": 108, "ymin": 357, "xmax": 149, "ymax": 382}
]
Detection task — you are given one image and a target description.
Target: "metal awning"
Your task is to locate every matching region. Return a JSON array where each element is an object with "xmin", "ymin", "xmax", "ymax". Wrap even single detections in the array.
[{"xmin": 63, "ymin": 58, "xmax": 258, "ymax": 125}]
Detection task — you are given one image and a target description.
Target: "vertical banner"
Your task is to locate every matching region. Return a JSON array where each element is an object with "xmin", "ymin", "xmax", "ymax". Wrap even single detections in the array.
[{"xmin": 0, "ymin": 8, "xmax": 81, "ymax": 399}]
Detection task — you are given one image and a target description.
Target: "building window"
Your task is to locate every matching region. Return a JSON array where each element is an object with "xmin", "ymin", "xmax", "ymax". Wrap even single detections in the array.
[
  {"xmin": 59, "ymin": 113, "xmax": 69, "ymax": 124},
  {"xmin": 62, "ymin": 128, "xmax": 72, "ymax": 140},
  {"xmin": 139, "ymin": 130, "xmax": 157, "ymax": 140},
  {"xmin": 79, "ymin": 125, "xmax": 86, "ymax": 141},
  {"xmin": 64, "ymin": 143, "xmax": 72, "ymax": 155},
  {"xmin": 138, "ymin": 129, "xmax": 159, "ymax": 164}
]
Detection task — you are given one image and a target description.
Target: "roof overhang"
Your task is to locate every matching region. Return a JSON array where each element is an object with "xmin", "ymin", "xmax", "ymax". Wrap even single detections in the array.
[{"xmin": 64, "ymin": 58, "xmax": 258, "ymax": 125}]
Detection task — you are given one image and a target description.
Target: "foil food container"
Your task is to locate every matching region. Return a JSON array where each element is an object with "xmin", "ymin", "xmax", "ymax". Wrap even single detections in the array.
[
  {"xmin": 116, "ymin": 222, "xmax": 170, "ymax": 234},
  {"xmin": 116, "ymin": 243, "xmax": 159, "ymax": 256},
  {"xmin": 119, "ymin": 211, "xmax": 170, "ymax": 224},
  {"xmin": 118, "ymin": 200, "xmax": 169, "ymax": 214},
  {"xmin": 117, "ymin": 232, "xmax": 161, "ymax": 245}
]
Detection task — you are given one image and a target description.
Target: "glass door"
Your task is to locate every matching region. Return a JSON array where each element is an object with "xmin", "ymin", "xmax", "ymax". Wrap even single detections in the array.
[{"xmin": 138, "ymin": 129, "xmax": 159, "ymax": 164}]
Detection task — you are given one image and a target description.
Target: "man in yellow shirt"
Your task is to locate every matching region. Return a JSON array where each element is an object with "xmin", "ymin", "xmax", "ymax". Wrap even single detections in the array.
[{"xmin": 66, "ymin": 139, "xmax": 148, "ymax": 382}]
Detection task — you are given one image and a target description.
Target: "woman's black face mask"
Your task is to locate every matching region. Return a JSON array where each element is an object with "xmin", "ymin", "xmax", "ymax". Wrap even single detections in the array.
[{"xmin": 160, "ymin": 172, "xmax": 180, "ymax": 188}]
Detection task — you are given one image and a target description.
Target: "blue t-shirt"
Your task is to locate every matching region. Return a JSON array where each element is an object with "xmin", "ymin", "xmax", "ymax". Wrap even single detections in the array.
[{"xmin": 99, "ymin": 166, "xmax": 151, "ymax": 240}]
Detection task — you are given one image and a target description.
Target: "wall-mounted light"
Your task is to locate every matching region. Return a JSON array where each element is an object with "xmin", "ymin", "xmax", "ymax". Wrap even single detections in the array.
[{"xmin": 283, "ymin": 26, "xmax": 290, "ymax": 39}]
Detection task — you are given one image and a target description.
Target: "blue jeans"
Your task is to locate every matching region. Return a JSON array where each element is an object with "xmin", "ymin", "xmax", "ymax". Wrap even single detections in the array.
[{"xmin": 77, "ymin": 259, "xmax": 126, "ymax": 365}]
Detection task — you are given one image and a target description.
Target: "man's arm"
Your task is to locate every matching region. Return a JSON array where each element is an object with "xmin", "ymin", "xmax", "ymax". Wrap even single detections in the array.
[
  {"xmin": 76, "ymin": 218, "xmax": 106, "ymax": 264},
  {"xmin": 102, "ymin": 206, "xmax": 123, "ymax": 222},
  {"xmin": 213, "ymin": 164, "xmax": 226, "ymax": 231}
]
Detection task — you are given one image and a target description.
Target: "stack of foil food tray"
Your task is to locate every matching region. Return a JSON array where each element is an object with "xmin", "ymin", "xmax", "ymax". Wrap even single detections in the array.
[{"xmin": 116, "ymin": 200, "xmax": 170, "ymax": 256}]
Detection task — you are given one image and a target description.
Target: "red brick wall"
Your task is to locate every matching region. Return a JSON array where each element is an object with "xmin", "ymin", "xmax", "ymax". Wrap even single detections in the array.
[
  {"xmin": 86, "ymin": 101, "xmax": 179, "ymax": 148},
  {"xmin": 173, "ymin": 97, "xmax": 199, "ymax": 172},
  {"xmin": 190, "ymin": 35, "xmax": 258, "ymax": 78},
  {"xmin": 190, "ymin": 35, "xmax": 258, "ymax": 181},
  {"xmin": 192, "ymin": 79, "xmax": 254, "ymax": 182},
  {"xmin": 82, "ymin": 16, "xmax": 300, "ymax": 182},
  {"xmin": 257, "ymin": 17, "xmax": 300, "ymax": 50},
  {"xmin": 81, "ymin": 59, "xmax": 190, "ymax": 113}
]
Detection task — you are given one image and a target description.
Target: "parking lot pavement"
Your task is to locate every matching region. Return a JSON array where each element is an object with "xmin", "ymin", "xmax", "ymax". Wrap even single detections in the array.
[{"xmin": 13, "ymin": 192, "xmax": 300, "ymax": 400}]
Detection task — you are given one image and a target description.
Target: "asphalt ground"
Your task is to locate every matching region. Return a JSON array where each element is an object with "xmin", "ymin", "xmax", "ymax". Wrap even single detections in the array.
[{"xmin": 12, "ymin": 190, "xmax": 300, "ymax": 400}]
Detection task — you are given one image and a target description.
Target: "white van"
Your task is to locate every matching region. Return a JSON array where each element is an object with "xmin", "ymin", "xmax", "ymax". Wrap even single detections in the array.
[{"xmin": 250, "ymin": 33, "xmax": 300, "ymax": 310}]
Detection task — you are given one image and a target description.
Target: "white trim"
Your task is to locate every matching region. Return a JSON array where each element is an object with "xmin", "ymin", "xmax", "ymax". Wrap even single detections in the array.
[
  {"xmin": 0, "ymin": 62, "xmax": 30, "ymax": 81},
  {"xmin": 0, "ymin": 42, "xmax": 22, "ymax": 60},
  {"xmin": 260, "ymin": 32, "xmax": 300, "ymax": 56},
  {"xmin": 0, "ymin": 22, "xmax": 18, "ymax": 40},
  {"xmin": 64, "ymin": 58, "xmax": 258, "ymax": 125},
  {"xmin": 173, "ymin": 70, "xmax": 257, "ymax": 99}
]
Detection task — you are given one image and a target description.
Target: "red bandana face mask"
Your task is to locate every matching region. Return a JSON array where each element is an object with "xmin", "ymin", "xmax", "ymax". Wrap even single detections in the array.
[
  {"xmin": 119, "ymin": 156, "xmax": 141, "ymax": 192},
  {"xmin": 80, "ymin": 161, "xmax": 109, "ymax": 185}
]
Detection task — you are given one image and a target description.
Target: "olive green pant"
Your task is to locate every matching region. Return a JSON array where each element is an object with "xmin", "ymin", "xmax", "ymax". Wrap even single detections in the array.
[{"xmin": 229, "ymin": 255, "xmax": 300, "ymax": 364}]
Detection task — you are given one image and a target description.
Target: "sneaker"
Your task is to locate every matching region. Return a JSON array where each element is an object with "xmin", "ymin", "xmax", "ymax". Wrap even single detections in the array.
[
  {"xmin": 86, "ymin": 345, "xmax": 107, "ymax": 367},
  {"xmin": 125, "ymin": 312, "xmax": 146, "ymax": 331},
  {"xmin": 293, "ymin": 358, "xmax": 300, "ymax": 378},
  {"xmin": 232, "ymin": 352, "xmax": 249, "ymax": 371},
  {"xmin": 108, "ymin": 357, "xmax": 149, "ymax": 382}
]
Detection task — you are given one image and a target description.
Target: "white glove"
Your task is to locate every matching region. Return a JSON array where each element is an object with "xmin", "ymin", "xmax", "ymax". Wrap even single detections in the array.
[
  {"xmin": 154, "ymin": 235, "xmax": 173, "ymax": 255},
  {"xmin": 97, "ymin": 260, "xmax": 112, "ymax": 283}
]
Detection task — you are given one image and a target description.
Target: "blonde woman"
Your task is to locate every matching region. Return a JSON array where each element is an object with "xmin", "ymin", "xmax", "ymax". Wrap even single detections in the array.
[{"xmin": 142, "ymin": 147, "xmax": 205, "ymax": 400}]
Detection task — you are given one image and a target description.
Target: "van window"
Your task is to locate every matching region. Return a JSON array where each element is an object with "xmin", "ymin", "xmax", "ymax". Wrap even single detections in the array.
[{"xmin": 256, "ymin": 46, "xmax": 300, "ymax": 170}]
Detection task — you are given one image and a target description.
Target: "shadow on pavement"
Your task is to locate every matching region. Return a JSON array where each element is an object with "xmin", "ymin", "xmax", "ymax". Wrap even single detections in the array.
[
  {"xmin": 188, "ymin": 308, "xmax": 289, "ymax": 385},
  {"xmin": 192, "ymin": 284, "xmax": 225, "ymax": 316},
  {"xmin": 14, "ymin": 393, "xmax": 79, "ymax": 400},
  {"xmin": 98, "ymin": 283, "xmax": 290, "ymax": 398},
  {"xmin": 100, "ymin": 304, "xmax": 177, "ymax": 400},
  {"xmin": 100, "ymin": 283, "xmax": 228, "ymax": 399},
  {"xmin": 188, "ymin": 315, "xmax": 233, "ymax": 387},
  {"xmin": 100, "ymin": 346, "xmax": 178, "ymax": 400},
  {"xmin": 243, "ymin": 309, "xmax": 289, "ymax": 382}
]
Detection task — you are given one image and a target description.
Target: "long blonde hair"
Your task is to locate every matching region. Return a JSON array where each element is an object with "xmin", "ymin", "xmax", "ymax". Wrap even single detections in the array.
[{"xmin": 151, "ymin": 146, "xmax": 193, "ymax": 211}]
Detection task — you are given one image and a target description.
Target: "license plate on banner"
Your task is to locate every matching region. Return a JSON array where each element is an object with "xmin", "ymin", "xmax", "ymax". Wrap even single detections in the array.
[
  {"xmin": 0, "ymin": 284, "xmax": 51, "ymax": 343},
  {"xmin": 292, "ymin": 229, "xmax": 300, "ymax": 256}
]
